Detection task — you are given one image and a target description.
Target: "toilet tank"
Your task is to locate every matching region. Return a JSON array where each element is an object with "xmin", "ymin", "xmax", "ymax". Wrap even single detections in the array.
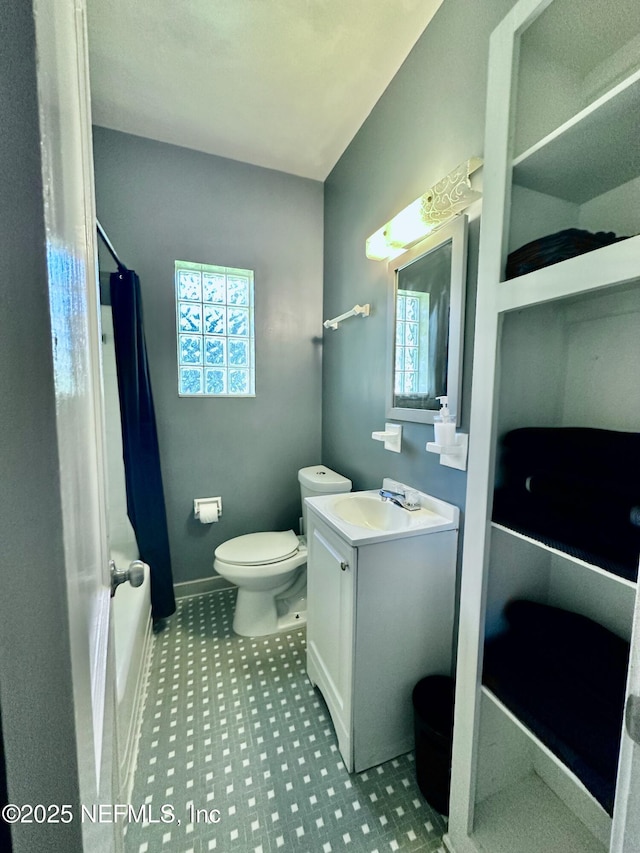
[{"xmin": 298, "ymin": 465, "xmax": 352, "ymax": 535}]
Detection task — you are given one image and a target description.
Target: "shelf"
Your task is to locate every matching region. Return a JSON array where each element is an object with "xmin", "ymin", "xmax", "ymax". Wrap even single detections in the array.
[
  {"xmin": 473, "ymin": 772, "xmax": 607, "ymax": 853},
  {"xmin": 512, "ymin": 69, "xmax": 640, "ymax": 204},
  {"xmin": 490, "ymin": 523, "xmax": 638, "ymax": 591},
  {"xmin": 448, "ymin": 3, "xmax": 640, "ymax": 850},
  {"xmin": 479, "ymin": 687, "xmax": 612, "ymax": 847},
  {"xmin": 496, "ymin": 233, "xmax": 640, "ymax": 312}
]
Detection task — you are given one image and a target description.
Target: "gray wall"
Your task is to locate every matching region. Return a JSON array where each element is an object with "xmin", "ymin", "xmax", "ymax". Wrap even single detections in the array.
[
  {"xmin": 93, "ymin": 128, "xmax": 324, "ymax": 584},
  {"xmin": 0, "ymin": 2, "xmax": 84, "ymax": 849},
  {"xmin": 322, "ymin": 0, "xmax": 517, "ymax": 508}
]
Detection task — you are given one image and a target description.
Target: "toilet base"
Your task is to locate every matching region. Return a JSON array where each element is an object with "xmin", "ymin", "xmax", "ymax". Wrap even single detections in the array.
[
  {"xmin": 275, "ymin": 567, "xmax": 307, "ymax": 631},
  {"xmin": 233, "ymin": 569, "xmax": 307, "ymax": 637},
  {"xmin": 277, "ymin": 566, "xmax": 306, "ymax": 612},
  {"xmin": 276, "ymin": 609, "xmax": 307, "ymax": 631}
]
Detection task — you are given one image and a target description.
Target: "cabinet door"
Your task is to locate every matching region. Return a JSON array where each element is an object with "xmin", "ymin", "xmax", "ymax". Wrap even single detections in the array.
[{"xmin": 306, "ymin": 519, "xmax": 355, "ymax": 768}]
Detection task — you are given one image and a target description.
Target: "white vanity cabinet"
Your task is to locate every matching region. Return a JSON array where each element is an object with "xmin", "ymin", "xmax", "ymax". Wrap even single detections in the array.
[
  {"xmin": 305, "ymin": 519, "xmax": 356, "ymax": 765},
  {"xmin": 306, "ymin": 501, "xmax": 458, "ymax": 773}
]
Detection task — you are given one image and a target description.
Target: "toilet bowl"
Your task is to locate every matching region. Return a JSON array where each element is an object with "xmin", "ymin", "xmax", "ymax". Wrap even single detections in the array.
[
  {"xmin": 213, "ymin": 465, "xmax": 352, "ymax": 637},
  {"xmin": 214, "ymin": 530, "xmax": 307, "ymax": 636}
]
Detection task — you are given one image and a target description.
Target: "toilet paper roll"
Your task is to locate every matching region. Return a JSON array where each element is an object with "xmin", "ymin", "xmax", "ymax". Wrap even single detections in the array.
[{"xmin": 198, "ymin": 505, "xmax": 219, "ymax": 524}]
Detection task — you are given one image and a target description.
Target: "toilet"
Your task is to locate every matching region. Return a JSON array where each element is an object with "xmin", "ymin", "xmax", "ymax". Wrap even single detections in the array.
[{"xmin": 214, "ymin": 465, "xmax": 352, "ymax": 636}]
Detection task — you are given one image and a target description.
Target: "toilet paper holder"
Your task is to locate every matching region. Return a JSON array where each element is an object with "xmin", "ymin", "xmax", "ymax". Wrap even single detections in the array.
[{"xmin": 194, "ymin": 496, "xmax": 222, "ymax": 522}]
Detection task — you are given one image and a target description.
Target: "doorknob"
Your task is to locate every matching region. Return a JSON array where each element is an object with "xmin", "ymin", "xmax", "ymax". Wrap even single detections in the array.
[
  {"xmin": 110, "ymin": 559, "xmax": 146, "ymax": 597},
  {"xmin": 625, "ymin": 694, "xmax": 640, "ymax": 747}
]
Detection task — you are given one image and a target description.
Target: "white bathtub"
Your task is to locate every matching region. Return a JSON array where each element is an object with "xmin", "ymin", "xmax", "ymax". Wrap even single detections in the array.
[
  {"xmin": 102, "ymin": 305, "xmax": 153, "ymax": 799},
  {"xmin": 111, "ymin": 531, "xmax": 152, "ymax": 802}
]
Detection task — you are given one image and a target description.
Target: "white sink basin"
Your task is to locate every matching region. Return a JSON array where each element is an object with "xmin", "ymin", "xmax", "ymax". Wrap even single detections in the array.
[
  {"xmin": 330, "ymin": 493, "xmax": 440, "ymax": 532},
  {"xmin": 305, "ymin": 488, "xmax": 459, "ymax": 545}
]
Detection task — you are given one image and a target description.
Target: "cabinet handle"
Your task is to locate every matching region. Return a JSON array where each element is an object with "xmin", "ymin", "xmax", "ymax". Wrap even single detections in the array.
[{"xmin": 340, "ymin": 561, "xmax": 349, "ymax": 571}]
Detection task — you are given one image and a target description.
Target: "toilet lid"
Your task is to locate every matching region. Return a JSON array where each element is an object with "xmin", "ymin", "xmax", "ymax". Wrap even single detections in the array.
[{"xmin": 215, "ymin": 530, "xmax": 300, "ymax": 566}]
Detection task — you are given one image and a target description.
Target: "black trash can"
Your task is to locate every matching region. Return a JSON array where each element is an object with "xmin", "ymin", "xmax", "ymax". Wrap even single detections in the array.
[{"xmin": 412, "ymin": 675, "xmax": 455, "ymax": 815}]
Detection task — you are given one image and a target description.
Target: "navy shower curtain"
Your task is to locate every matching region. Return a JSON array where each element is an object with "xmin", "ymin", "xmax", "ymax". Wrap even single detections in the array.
[{"xmin": 110, "ymin": 269, "xmax": 176, "ymax": 622}]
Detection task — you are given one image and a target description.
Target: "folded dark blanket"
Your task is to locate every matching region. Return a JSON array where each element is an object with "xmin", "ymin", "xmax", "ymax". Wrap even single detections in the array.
[
  {"xmin": 505, "ymin": 228, "xmax": 625, "ymax": 279},
  {"xmin": 503, "ymin": 600, "xmax": 629, "ymax": 693},
  {"xmin": 493, "ymin": 488, "xmax": 640, "ymax": 581},
  {"xmin": 493, "ymin": 427, "xmax": 640, "ymax": 580},
  {"xmin": 498, "ymin": 427, "xmax": 640, "ymax": 494},
  {"xmin": 483, "ymin": 600, "xmax": 629, "ymax": 815},
  {"xmin": 523, "ymin": 473, "xmax": 640, "ymax": 530}
]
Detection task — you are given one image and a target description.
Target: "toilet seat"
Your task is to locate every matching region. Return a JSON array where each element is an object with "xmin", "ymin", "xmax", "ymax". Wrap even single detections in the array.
[{"xmin": 215, "ymin": 529, "xmax": 300, "ymax": 566}]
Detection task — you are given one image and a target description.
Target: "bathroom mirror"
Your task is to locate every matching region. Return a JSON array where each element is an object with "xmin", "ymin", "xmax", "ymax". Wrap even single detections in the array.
[{"xmin": 386, "ymin": 215, "xmax": 468, "ymax": 424}]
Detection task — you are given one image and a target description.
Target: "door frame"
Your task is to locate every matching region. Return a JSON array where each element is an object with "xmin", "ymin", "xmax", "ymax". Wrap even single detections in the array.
[{"xmin": 0, "ymin": 1, "xmax": 123, "ymax": 851}]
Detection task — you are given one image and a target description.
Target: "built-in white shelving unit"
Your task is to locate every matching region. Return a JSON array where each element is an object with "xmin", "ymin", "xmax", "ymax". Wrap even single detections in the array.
[
  {"xmin": 444, "ymin": 0, "xmax": 640, "ymax": 851},
  {"xmin": 491, "ymin": 522, "xmax": 637, "ymax": 594},
  {"xmin": 475, "ymin": 687, "xmax": 611, "ymax": 852},
  {"xmin": 512, "ymin": 69, "xmax": 640, "ymax": 204},
  {"xmin": 495, "ymin": 237, "xmax": 640, "ymax": 313}
]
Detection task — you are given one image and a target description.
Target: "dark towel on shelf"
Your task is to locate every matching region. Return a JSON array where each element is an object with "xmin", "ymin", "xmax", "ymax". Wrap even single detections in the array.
[
  {"xmin": 524, "ymin": 473, "xmax": 640, "ymax": 529},
  {"xmin": 503, "ymin": 600, "xmax": 630, "ymax": 694},
  {"xmin": 498, "ymin": 427, "xmax": 640, "ymax": 490},
  {"xmin": 493, "ymin": 427, "xmax": 640, "ymax": 581},
  {"xmin": 492, "ymin": 489, "xmax": 639, "ymax": 581},
  {"xmin": 483, "ymin": 600, "xmax": 629, "ymax": 815},
  {"xmin": 505, "ymin": 228, "xmax": 626, "ymax": 279}
]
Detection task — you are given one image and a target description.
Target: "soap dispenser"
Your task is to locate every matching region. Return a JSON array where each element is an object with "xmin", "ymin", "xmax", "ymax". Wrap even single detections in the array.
[{"xmin": 434, "ymin": 396, "xmax": 456, "ymax": 446}]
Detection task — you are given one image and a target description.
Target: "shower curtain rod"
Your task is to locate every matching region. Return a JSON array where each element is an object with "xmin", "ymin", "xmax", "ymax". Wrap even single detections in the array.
[{"xmin": 96, "ymin": 218, "xmax": 127, "ymax": 271}]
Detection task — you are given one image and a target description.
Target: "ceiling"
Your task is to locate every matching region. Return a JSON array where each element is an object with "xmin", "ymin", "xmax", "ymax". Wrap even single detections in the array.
[{"xmin": 86, "ymin": 0, "xmax": 443, "ymax": 181}]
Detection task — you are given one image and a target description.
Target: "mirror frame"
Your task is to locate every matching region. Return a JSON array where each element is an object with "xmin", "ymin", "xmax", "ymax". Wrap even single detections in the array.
[{"xmin": 386, "ymin": 214, "xmax": 468, "ymax": 425}]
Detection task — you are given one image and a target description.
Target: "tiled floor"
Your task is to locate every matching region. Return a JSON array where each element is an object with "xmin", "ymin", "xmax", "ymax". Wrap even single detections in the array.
[{"xmin": 125, "ymin": 589, "xmax": 447, "ymax": 852}]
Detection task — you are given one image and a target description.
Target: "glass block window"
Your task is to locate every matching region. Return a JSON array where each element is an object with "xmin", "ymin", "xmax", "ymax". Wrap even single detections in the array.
[
  {"xmin": 394, "ymin": 290, "xmax": 429, "ymax": 395},
  {"xmin": 176, "ymin": 261, "xmax": 255, "ymax": 397}
]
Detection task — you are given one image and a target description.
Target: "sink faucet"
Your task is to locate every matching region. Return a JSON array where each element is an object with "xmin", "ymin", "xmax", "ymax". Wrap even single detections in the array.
[{"xmin": 379, "ymin": 488, "xmax": 421, "ymax": 511}]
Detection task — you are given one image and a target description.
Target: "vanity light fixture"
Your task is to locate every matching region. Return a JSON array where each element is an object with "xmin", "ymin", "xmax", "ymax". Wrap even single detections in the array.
[{"xmin": 366, "ymin": 157, "xmax": 482, "ymax": 261}]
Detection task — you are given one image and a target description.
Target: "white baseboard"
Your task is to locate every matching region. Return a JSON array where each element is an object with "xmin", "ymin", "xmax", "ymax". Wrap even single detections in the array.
[{"xmin": 174, "ymin": 575, "xmax": 234, "ymax": 600}]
